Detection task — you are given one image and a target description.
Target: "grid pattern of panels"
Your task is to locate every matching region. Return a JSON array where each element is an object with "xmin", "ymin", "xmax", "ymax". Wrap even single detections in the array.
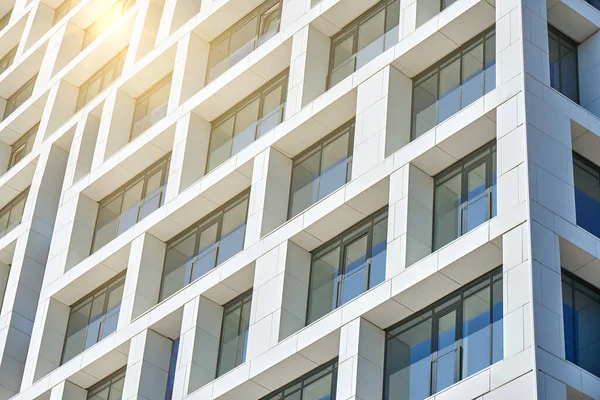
[{"xmin": 0, "ymin": 0, "xmax": 599, "ymax": 400}]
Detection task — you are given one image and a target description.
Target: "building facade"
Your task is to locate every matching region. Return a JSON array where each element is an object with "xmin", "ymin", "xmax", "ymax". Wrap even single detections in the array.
[{"xmin": 0, "ymin": 0, "xmax": 598, "ymax": 399}]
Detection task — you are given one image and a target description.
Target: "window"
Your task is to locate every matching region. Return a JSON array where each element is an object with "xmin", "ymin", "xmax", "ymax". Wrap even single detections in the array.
[
  {"xmin": 548, "ymin": 26, "xmax": 579, "ymax": 104},
  {"xmin": 3, "ymin": 74, "xmax": 37, "ymax": 120},
  {"xmin": 206, "ymin": 0, "xmax": 282, "ymax": 83},
  {"xmin": 87, "ymin": 368, "xmax": 126, "ymax": 400},
  {"xmin": 0, "ymin": 9, "xmax": 12, "ymax": 31},
  {"xmin": 77, "ymin": 48, "xmax": 127, "ymax": 111},
  {"xmin": 62, "ymin": 273, "xmax": 125, "ymax": 364},
  {"xmin": 83, "ymin": 0, "xmax": 136, "ymax": 48},
  {"xmin": 573, "ymin": 153, "xmax": 600, "ymax": 238},
  {"xmin": 91, "ymin": 154, "xmax": 170, "ymax": 253},
  {"xmin": 412, "ymin": 27, "xmax": 495, "ymax": 139},
  {"xmin": 217, "ymin": 290, "xmax": 252, "ymax": 377},
  {"xmin": 207, "ymin": 71, "xmax": 287, "ymax": 173},
  {"xmin": 289, "ymin": 120, "xmax": 354, "ymax": 218},
  {"xmin": 0, "ymin": 46, "xmax": 17, "ymax": 75},
  {"xmin": 261, "ymin": 360, "xmax": 338, "ymax": 400},
  {"xmin": 586, "ymin": 0, "xmax": 600, "ymax": 11},
  {"xmin": 8, "ymin": 123, "xmax": 37, "ymax": 170},
  {"xmin": 0, "ymin": 188, "xmax": 28, "ymax": 240},
  {"xmin": 159, "ymin": 191, "xmax": 250, "ymax": 301},
  {"xmin": 384, "ymin": 268, "xmax": 503, "ymax": 400},
  {"xmin": 433, "ymin": 141, "xmax": 496, "ymax": 251},
  {"xmin": 306, "ymin": 208, "xmax": 388, "ymax": 325},
  {"xmin": 563, "ymin": 271, "xmax": 600, "ymax": 379},
  {"xmin": 130, "ymin": 73, "xmax": 172, "ymax": 141},
  {"xmin": 164, "ymin": 338, "xmax": 179, "ymax": 400},
  {"xmin": 328, "ymin": 0, "xmax": 400, "ymax": 88},
  {"xmin": 53, "ymin": 0, "xmax": 79, "ymax": 26}
]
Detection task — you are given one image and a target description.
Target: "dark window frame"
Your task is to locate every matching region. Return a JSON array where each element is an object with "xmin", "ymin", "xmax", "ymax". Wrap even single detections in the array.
[
  {"xmin": 216, "ymin": 289, "xmax": 253, "ymax": 377},
  {"xmin": 8, "ymin": 123, "xmax": 38, "ymax": 170},
  {"xmin": 383, "ymin": 266, "xmax": 503, "ymax": 400},
  {"xmin": 327, "ymin": 0, "xmax": 400, "ymax": 89},
  {"xmin": 86, "ymin": 366, "xmax": 126, "ymax": 399},
  {"xmin": 61, "ymin": 272, "xmax": 126, "ymax": 365},
  {"xmin": 288, "ymin": 119, "xmax": 355, "ymax": 219},
  {"xmin": 90, "ymin": 153, "xmax": 171, "ymax": 253},
  {"xmin": 4, "ymin": 74, "xmax": 38, "ymax": 120},
  {"xmin": 410, "ymin": 26, "xmax": 496, "ymax": 140},
  {"xmin": 548, "ymin": 25, "xmax": 579, "ymax": 104},
  {"xmin": 129, "ymin": 72, "xmax": 173, "ymax": 141},
  {"xmin": 432, "ymin": 140, "xmax": 497, "ymax": 251},
  {"xmin": 206, "ymin": 69, "xmax": 288, "ymax": 173},
  {"xmin": 0, "ymin": 46, "xmax": 17, "ymax": 75},
  {"xmin": 158, "ymin": 189, "xmax": 251, "ymax": 302},
  {"xmin": 77, "ymin": 47, "xmax": 128, "ymax": 111},
  {"xmin": 206, "ymin": 0, "xmax": 283, "ymax": 84},
  {"xmin": 0, "ymin": 187, "xmax": 29, "ymax": 238},
  {"xmin": 305, "ymin": 207, "xmax": 388, "ymax": 325},
  {"xmin": 0, "ymin": 9, "xmax": 12, "ymax": 31},
  {"xmin": 259, "ymin": 359, "xmax": 339, "ymax": 400}
]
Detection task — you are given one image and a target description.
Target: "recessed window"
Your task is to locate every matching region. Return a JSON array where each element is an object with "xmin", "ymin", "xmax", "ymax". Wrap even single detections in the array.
[
  {"xmin": 62, "ymin": 273, "xmax": 125, "ymax": 364},
  {"xmin": 53, "ymin": 0, "xmax": 76, "ymax": 26},
  {"xmin": 0, "ymin": 188, "xmax": 28, "ymax": 240},
  {"xmin": 384, "ymin": 268, "xmax": 503, "ymax": 400},
  {"xmin": 164, "ymin": 337, "xmax": 179, "ymax": 400},
  {"xmin": 206, "ymin": 0, "xmax": 282, "ymax": 83},
  {"xmin": 159, "ymin": 191, "xmax": 250, "ymax": 301},
  {"xmin": 289, "ymin": 120, "xmax": 354, "ymax": 219},
  {"xmin": 0, "ymin": 9, "xmax": 12, "ymax": 31},
  {"xmin": 260, "ymin": 359, "xmax": 338, "ymax": 400},
  {"xmin": 433, "ymin": 141, "xmax": 496, "ymax": 251},
  {"xmin": 217, "ymin": 290, "xmax": 252, "ymax": 377},
  {"xmin": 0, "ymin": 46, "xmax": 17, "ymax": 76},
  {"xmin": 306, "ymin": 208, "xmax": 388, "ymax": 325},
  {"xmin": 573, "ymin": 153, "xmax": 600, "ymax": 238},
  {"xmin": 563, "ymin": 271, "xmax": 600, "ymax": 378},
  {"xmin": 548, "ymin": 26, "xmax": 579, "ymax": 104},
  {"xmin": 91, "ymin": 154, "xmax": 170, "ymax": 253},
  {"xmin": 412, "ymin": 27, "xmax": 495, "ymax": 139},
  {"xmin": 207, "ymin": 71, "xmax": 288, "ymax": 173},
  {"xmin": 3, "ymin": 74, "xmax": 37, "ymax": 120},
  {"xmin": 77, "ymin": 48, "xmax": 127, "ymax": 111},
  {"xmin": 86, "ymin": 367, "xmax": 126, "ymax": 400},
  {"xmin": 130, "ymin": 73, "xmax": 172, "ymax": 141},
  {"xmin": 83, "ymin": 0, "xmax": 136, "ymax": 48},
  {"xmin": 7, "ymin": 123, "xmax": 37, "ymax": 170},
  {"xmin": 328, "ymin": 0, "xmax": 400, "ymax": 88}
]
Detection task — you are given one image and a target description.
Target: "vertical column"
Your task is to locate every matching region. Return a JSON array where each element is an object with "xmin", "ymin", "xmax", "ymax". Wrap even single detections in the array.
[
  {"xmin": 280, "ymin": 0, "xmax": 310, "ymax": 29},
  {"xmin": 169, "ymin": 33, "xmax": 208, "ymax": 108},
  {"xmin": 19, "ymin": 2, "xmax": 54, "ymax": 54},
  {"xmin": 180, "ymin": 296, "xmax": 223, "ymax": 394},
  {"xmin": 286, "ymin": 25, "xmax": 330, "ymax": 118},
  {"xmin": 245, "ymin": 240, "xmax": 310, "ymax": 360},
  {"xmin": 121, "ymin": 330, "xmax": 172, "ymax": 400},
  {"xmin": 386, "ymin": 164, "xmax": 433, "ymax": 279},
  {"xmin": 335, "ymin": 318, "xmax": 385, "ymax": 400},
  {"xmin": 0, "ymin": 146, "xmax": 67, "ymax": 398},
  {"xmin": 103, "ymin": 90, "xmax": 136, "ymax": 160},
  {"xmin": 39, "ymin": 81, "xmax": 79, "ymax": 141},
  {"xmin": 165, "ymin": 111, "xmax": 210, "ymax": 202},
  {"xmin": 245, "ymin": 147, "xmax": 292, "ymax": 248},
  {"xmin": 131, "ymin": 0, "xmax": 164, "ymax": 62},
  {"xmin": 120, "ymin": 233, "xmax": 166, "ymax": 324},
  {"xmin": 49, "ymin": 381, "xmax": 86, "ymax": 400}
]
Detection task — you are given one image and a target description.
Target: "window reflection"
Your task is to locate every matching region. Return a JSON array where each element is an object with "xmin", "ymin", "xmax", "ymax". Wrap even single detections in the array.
[
  {"xmin": 159, "ymin": 191, "xmax": 250, "ymax": 301},
  {"xmin": 412, "ymin": 28, "xmax": 495, "ymax": 139},
  {"xmin": 433, "ymin": 142, "xmax": 496, "ymax": 251},
  {"xmin": 130, "ymin": 74, "xmax": 172, "ymax": 141},
  {"xmin": 306, "ymin": 209, "xmax": 388, "ymax": 324},
  {"xmin": 7, "ymin": 124, "xmax": 37, "ymax": 170},
  {"xmin": 384, "ymin": 268, "xmax": 503, "ymax": 400},
  {"xmin": 77, "ymin": 48, "xmax": 127, "ymax": 111},
  {"xmin": 573, "ymin": 153, "xmax": 600, "ymax": 238},
  {"xmin": 87, "ymin": 368, "xmax": 126, "ymax": 400},
  {"xmin": 0, "ymin": 187, "xmax": 29, "ymax": 240},
  {"xmin": 3, "ymin": 74, "xmax": 37, "ymax": 121},
  {"xmin": 217, "ymin": 291, "xmax": 252, "ymax": 377},
  {"xmin": 261, "ymin": 360, "xmax": 338, "ymax": 400}
]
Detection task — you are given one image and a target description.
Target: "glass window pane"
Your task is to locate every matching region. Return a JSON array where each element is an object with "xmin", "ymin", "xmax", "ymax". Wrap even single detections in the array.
[
  {"xmin": 560, "ymin": 43, "xmax": 579, "ymax": 103},
  {"xmin": 229, "ymin": 17, "xmax": 259, "ymax": 68},
  {"xmin": 331, "ymin": 34, "xmax": 355, "ymax": 86},
  {"xmin": 85, "ymin": 292, "xmax": 106, "ymax": 349},
  {"xmin": 100, "ymin": 282, "xmax": 123, "ymax": 340},
  {"xmin": 118, "ymin": 181, "xmax": 143, "ymax": 235},
  {"xmin": 208, "ymin": 38, "xmax": 230, "ymax": 83},
  {"xmin": 94, "ymin": 195, "xmax": 122, "ymax": 251},
  {"xmin": 438, "ymin": 57, "xmax": 461, "ymax": 123},
  {"xmin": 7, "ymin": 194, "xmax": 26, "ymax": 232},
  {"xmin": 413, "ymin": 72, "xmax": 438, "ymax": 138},
  {"xmin": 433, "ymin": 310, "xmax": 458, "ymax": 393},
  {"xmin": 574, "ymin": 285, "xmax": 600, "ymax": 377},
  {"xmin": 370, "ymin": 216, "xmax": 388, "ymax": 288},
  {"xmin": 461, "ymin": 42, "xmax": 484, "ymax": 108},
  {"xmin": 162, "ymin": 231, "xmax": 196, "ymax": 300},
  {"xmin": 108, "ymin": 375, "xmax": 125, "ymax": 400},
  {"xmin": 463, "ymin": 161, "xmax": 489, "ymax": 233},
  {"xmin": 233, "ymin": 99, "xmax": 260, "ymax": 155},
  {"xmin": 462, "ymin": 287, "xmax": 491, "ymax": 378},
  {"xmin": 192, "ymin": 221, "xmax": 218, "ymax": 280},
  {"xmin": 340, "ymin": 235, "xmax": 368, "ymax": 305},
  {"xmin": 434, "ymin": 171, "xmax": 461, "ymax": 250},
  {"xmin": 357, "ymin": 10, "xmax": 385, "ymax": 69},
  {"xmin": 319, "ymin": 133, "xmax": 350, "ymax": 200},
  {"xmin": 89, "ymin": 387, "xmax": 110, "ymax": 400},
  {"xmin": 219, "ymin": 309, "xmax": 241, "ymax": 376},
  {"xmin": 492, "ymin": 278, "xmax": 503, "ymax": 364},
  {"xmin": 484, "ymin": 34, "xmax": 496, "ymax": 94},
  {"xmin": 217, "ymin": 198, "xmax": 249, "ymax": 265},
  {"xmin": 307, "ymin": 246, "xmax": 340, "ymax": 324},
  {"xmin": 63, "ymin": 300, "xmax": 91, "ymax": 363},
  {"xmin": 258, "ymin": 4, "xmax": 280, "ymax": 45},
  {"xmin": 301, "ymin": 371, "xmax": 333, "ymax": 400},
  {"xmin": 549, "ymin": 35, "xmax": 560, "ymax": 92},
  {"xmin": 290, "ymin": 150, "xmax": 320, "ymax": 218},
  {"xmin": 208, "ymin": 116, "xmax": 235, "ymax": 172},
  {"xmin": 385, "ymin": 316, "xmax": 433, "ymax": 400}
]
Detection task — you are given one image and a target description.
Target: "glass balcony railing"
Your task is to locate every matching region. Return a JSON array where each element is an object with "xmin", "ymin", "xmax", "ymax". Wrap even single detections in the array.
[
  {"xmin": 130, "ymin": 102, "xmax": 168, "ymax": 139},
  {"xmin": 130, "ymin": 74, "xmax": 171, "ymax": 142},
  {"xmin": 328, "ymin": 0, "xmax": 400, "ymax": 88}
]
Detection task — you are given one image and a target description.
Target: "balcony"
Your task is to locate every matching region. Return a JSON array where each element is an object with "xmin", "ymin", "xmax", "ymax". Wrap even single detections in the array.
[
  {"xmin": 433, "ymin": 142, "xmax": 496, "ymax": 251},
  {"xmin": 91, "ymin": 155, "xmax": 170, "ymax": 253},
  {"xmin": 327, "ymin": 0, "xmax": 400, "ymax": 88}
]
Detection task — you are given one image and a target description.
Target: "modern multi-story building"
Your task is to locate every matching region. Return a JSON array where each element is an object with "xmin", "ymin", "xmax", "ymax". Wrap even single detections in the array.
[{"xmin": 0, "ymin": 0, "xmax": 598, "ymax": 399}]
